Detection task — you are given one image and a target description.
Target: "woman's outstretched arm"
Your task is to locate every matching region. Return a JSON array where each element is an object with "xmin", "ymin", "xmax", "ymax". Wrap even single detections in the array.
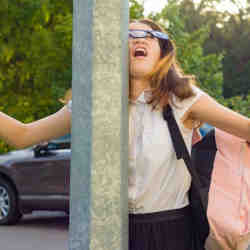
[
  {"xmin": 0, "ymin": 105, "xmax": 71, "ymax": 149},
  {"xmin": 189, "ymin": 94, "xmax": 250, "ymax": 141}
]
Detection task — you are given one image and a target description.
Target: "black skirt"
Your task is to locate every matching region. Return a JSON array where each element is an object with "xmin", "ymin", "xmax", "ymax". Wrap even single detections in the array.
[{"xmin": 129, "ymin": 206, "xmax": 195, "ymax": 250}]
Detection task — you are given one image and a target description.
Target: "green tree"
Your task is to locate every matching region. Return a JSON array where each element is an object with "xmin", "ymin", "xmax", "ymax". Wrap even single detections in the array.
[
  {"xmin": 129, "ymin": 0, "xmax": 144, "ymax": 20},
  {"xmin": 176, "ymin": 0, "xmax": 250, "ymax": 98},
  {"xmin": 0, "ymin": 0, "xmax": 72, "ymax": 153}
]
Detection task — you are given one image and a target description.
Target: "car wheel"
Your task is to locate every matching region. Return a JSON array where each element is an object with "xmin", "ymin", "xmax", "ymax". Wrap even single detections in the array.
[{"xmin": 0, "ymin": 177, "xmax": 22, "ymax": 225}]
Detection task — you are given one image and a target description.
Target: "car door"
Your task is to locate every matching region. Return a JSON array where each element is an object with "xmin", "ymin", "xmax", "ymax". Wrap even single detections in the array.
[
  {"xmin": 12, "ymin": 149, "xmax": 70, "ymax": 196},
  {"xmin": 64, "ymin": 150, "xmax": 71, "ymax": 196}
]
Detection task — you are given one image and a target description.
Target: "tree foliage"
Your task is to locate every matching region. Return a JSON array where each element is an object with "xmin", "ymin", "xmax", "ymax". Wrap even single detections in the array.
[
  {"xmin": 177, "ymin": 0, "xmax": 250, "ymax": 98},
  {"xmin": 130, "ymin": 0, "xmax": 144, "ymax": 20},
  {"xmin": 0, "ymin": 0, "xmax": 72, "ymax": 153}
]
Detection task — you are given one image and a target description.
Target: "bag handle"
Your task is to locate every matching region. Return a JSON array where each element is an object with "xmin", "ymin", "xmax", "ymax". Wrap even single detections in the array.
[{"xmin": 162, "ymin": 105, "xmax": 207, "ymax": 211}]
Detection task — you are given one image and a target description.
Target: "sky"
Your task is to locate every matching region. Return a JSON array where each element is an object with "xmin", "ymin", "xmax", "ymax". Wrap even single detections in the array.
[
  {"xmin": 138, "ymin": 0, "xmax": 167, "ymax": 15},
  {"xmin": 138, "ymin": 0, "xmax": 247, "ymax": 16}
]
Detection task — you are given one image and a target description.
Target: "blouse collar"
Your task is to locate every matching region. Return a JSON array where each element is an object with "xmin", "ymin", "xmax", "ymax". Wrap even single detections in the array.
[{"xmin": 130, "ymin": 89, "xmax": 152, "ymax": 104}]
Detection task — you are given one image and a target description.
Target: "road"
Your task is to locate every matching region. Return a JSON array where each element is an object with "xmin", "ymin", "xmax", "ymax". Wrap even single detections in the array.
[
  {"xmin": 0, "ymin": 211, "xmax": 69, "ymax": 250},
  {"xmin": 2, "ymin": 213, "xmax": 250, "ymax": 250}
]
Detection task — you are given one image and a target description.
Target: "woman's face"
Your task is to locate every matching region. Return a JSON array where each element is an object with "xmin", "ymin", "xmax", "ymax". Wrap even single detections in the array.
[{"xmin": 129, "ymin": 22, "xmax": 161, "ymax": 80}]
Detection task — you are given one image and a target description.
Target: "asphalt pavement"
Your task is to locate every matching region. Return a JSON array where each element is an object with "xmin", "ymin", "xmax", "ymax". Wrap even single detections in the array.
[
  {"xmin": 0, "ymin": 211, "xmax": 69, "ymax": 250},
  {"xmin": 2, "ymin": 212, "xmax": 250, "ymax": 250}
]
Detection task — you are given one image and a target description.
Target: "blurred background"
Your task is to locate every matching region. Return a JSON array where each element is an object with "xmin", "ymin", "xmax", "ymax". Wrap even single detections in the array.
[{"xmin": 0, "ymin": 0, "xmax": 73, "ymax": 153}]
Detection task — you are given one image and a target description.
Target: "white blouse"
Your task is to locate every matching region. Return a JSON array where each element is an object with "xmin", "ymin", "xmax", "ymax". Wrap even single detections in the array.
[
  {"xmin": 128, "ymin": 85, "xmax": 203, "ymax": 214},
  {"xmin": 66, "ymin": 86, "xmax": 204, "ymax": 214}
]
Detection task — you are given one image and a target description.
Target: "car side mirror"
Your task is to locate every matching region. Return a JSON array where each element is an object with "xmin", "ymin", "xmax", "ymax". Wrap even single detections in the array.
[{"xmin": 33, "ymin": 143, "xmax": 49, "ymax": 157}]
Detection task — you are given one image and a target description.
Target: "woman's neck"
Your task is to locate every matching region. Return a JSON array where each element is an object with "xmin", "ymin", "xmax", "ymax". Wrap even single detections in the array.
[{"xmin": 130, "ymin": 79, "xmax": 151, "ymax": 101}]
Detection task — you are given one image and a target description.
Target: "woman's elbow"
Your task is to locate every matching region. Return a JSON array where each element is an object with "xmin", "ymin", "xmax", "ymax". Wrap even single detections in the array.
[
  {"xmin": 13, "ymin": 142, "xmax": 29, "ymax": 150},
  {"xmin": 9, "ymin": 125, "xmax": 31, "ymax": 149}
]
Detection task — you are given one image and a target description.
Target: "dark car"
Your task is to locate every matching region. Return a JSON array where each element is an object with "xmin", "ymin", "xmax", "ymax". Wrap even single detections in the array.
[{"xmin": 0, "ymin": 134, "xmax": 71, "ymax": 225}]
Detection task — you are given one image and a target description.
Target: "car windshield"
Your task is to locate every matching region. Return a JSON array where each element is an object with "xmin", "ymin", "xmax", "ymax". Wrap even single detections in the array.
[{"xmin": 50, "ymin": 134, "xmax": 71, "ymax": 144}]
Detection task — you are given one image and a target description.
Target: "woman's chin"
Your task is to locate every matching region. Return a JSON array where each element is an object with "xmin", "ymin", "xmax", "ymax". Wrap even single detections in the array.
[
  {"xmin": 130, "ymin": 67, "xmax": 153, "ymax": 79},
  {"xmin": 130, "ymin": 72, "xmax": 149, "ymax": 80}
]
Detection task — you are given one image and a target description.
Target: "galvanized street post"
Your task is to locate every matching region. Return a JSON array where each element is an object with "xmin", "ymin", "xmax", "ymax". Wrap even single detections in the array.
[{"xmin": 69, "ymin": 1, "xmax": 129, "ymax": 250}]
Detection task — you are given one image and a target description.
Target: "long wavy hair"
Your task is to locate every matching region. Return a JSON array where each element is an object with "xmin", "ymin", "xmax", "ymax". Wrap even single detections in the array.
[{"xmin": 130, "ymin": 19, "xmax": 196, "ymax": 109}]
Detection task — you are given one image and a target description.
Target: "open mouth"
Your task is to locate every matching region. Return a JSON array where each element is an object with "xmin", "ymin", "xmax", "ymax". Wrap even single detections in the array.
[{"xmin": 134, "ymin": 48, "xmax": 147, "ymax": 58}]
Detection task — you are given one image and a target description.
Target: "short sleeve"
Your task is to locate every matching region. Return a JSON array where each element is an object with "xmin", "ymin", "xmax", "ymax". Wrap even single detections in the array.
[
  {"xmin": 171, "ymin": 85, "xmax": 204, "ymax": 120},
  {"xmin": 67, "ymin": 100, "xmax": 72, "ymax": 113}
]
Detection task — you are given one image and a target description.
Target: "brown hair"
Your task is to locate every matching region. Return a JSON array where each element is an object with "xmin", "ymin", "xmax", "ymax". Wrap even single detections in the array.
[
  {"xmin": 59, "ymin": 88, "xmax": 72, "ymax": 104},
  {"xmin": 130, "ymin": 19, "xmax": 196, "ymax": 109}
]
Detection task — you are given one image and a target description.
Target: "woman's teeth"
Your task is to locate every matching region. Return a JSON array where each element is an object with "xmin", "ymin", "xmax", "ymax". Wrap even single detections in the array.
[{"xmin": 134, "ymin": 48, "xmax": 147, "ymax": 57}]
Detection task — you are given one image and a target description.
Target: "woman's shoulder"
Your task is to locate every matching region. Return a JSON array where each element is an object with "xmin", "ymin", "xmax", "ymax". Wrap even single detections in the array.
[
  {"xmin": 173, "ymin": 84, "xmax": 204, "ymax": 105},
  {"xmin": 171, "ymin": 84, "xmax": 205, "ymax": 118},
  {"xmin": 190, "ymin": 84, "xmax": 204, "ymax": 96}
]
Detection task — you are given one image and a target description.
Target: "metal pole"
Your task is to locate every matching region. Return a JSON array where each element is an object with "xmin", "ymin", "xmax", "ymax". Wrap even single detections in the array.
[{"xmin": 69, "ymin": 1, "xmax": 129, "ymax": 249}]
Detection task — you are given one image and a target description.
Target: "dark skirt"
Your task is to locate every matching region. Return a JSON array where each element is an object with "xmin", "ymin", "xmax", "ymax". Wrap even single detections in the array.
[{"xmin": 129, "ymin": 206, "xmax": 195, "ymax": 250}]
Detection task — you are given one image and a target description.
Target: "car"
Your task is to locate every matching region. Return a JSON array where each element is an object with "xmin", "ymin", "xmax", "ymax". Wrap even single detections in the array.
[
  {"xmin": 0, "ymin": 134, "xmax": 71, "ymax": 225},
  {"xmin": 199, "ymin": 123, "xmax": 213, "ymax": 137}
]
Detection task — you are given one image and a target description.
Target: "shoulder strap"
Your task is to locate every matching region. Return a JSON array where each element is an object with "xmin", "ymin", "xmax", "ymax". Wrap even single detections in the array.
[{"xmin": 162, "ymin": 105, "xmax": 207, "ymax": 211}]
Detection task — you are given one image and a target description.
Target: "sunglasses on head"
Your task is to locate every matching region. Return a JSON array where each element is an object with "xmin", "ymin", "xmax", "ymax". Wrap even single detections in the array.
[{"xmin": 129, "ymin": 29, "xmax": 169, "ymax": 41}]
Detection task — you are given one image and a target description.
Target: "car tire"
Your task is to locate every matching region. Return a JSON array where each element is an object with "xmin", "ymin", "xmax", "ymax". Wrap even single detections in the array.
[{"xmin": 0, "ymin": 177, "xmax": 22, "ymax": 225}]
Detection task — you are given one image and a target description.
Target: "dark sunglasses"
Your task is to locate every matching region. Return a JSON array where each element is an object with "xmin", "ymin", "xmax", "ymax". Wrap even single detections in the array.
[{"xmin": 129, "ymin": 29, "xmax": 169, "ymax": 41}]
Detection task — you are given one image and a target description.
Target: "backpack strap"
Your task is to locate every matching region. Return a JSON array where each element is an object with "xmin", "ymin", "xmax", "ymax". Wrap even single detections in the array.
[{"xmin": 162, "ymin": 105, "xmax": 207, "ymax": 211}]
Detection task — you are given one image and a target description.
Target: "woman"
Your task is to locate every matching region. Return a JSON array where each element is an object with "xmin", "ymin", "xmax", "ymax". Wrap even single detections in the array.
[
  {"xmin": 0, "ymin": 18, "xmax": 249, "ymax": 250},
  {"xmin": 128, "ymin": 19, "xmax": 250, "ymax": 250}
]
